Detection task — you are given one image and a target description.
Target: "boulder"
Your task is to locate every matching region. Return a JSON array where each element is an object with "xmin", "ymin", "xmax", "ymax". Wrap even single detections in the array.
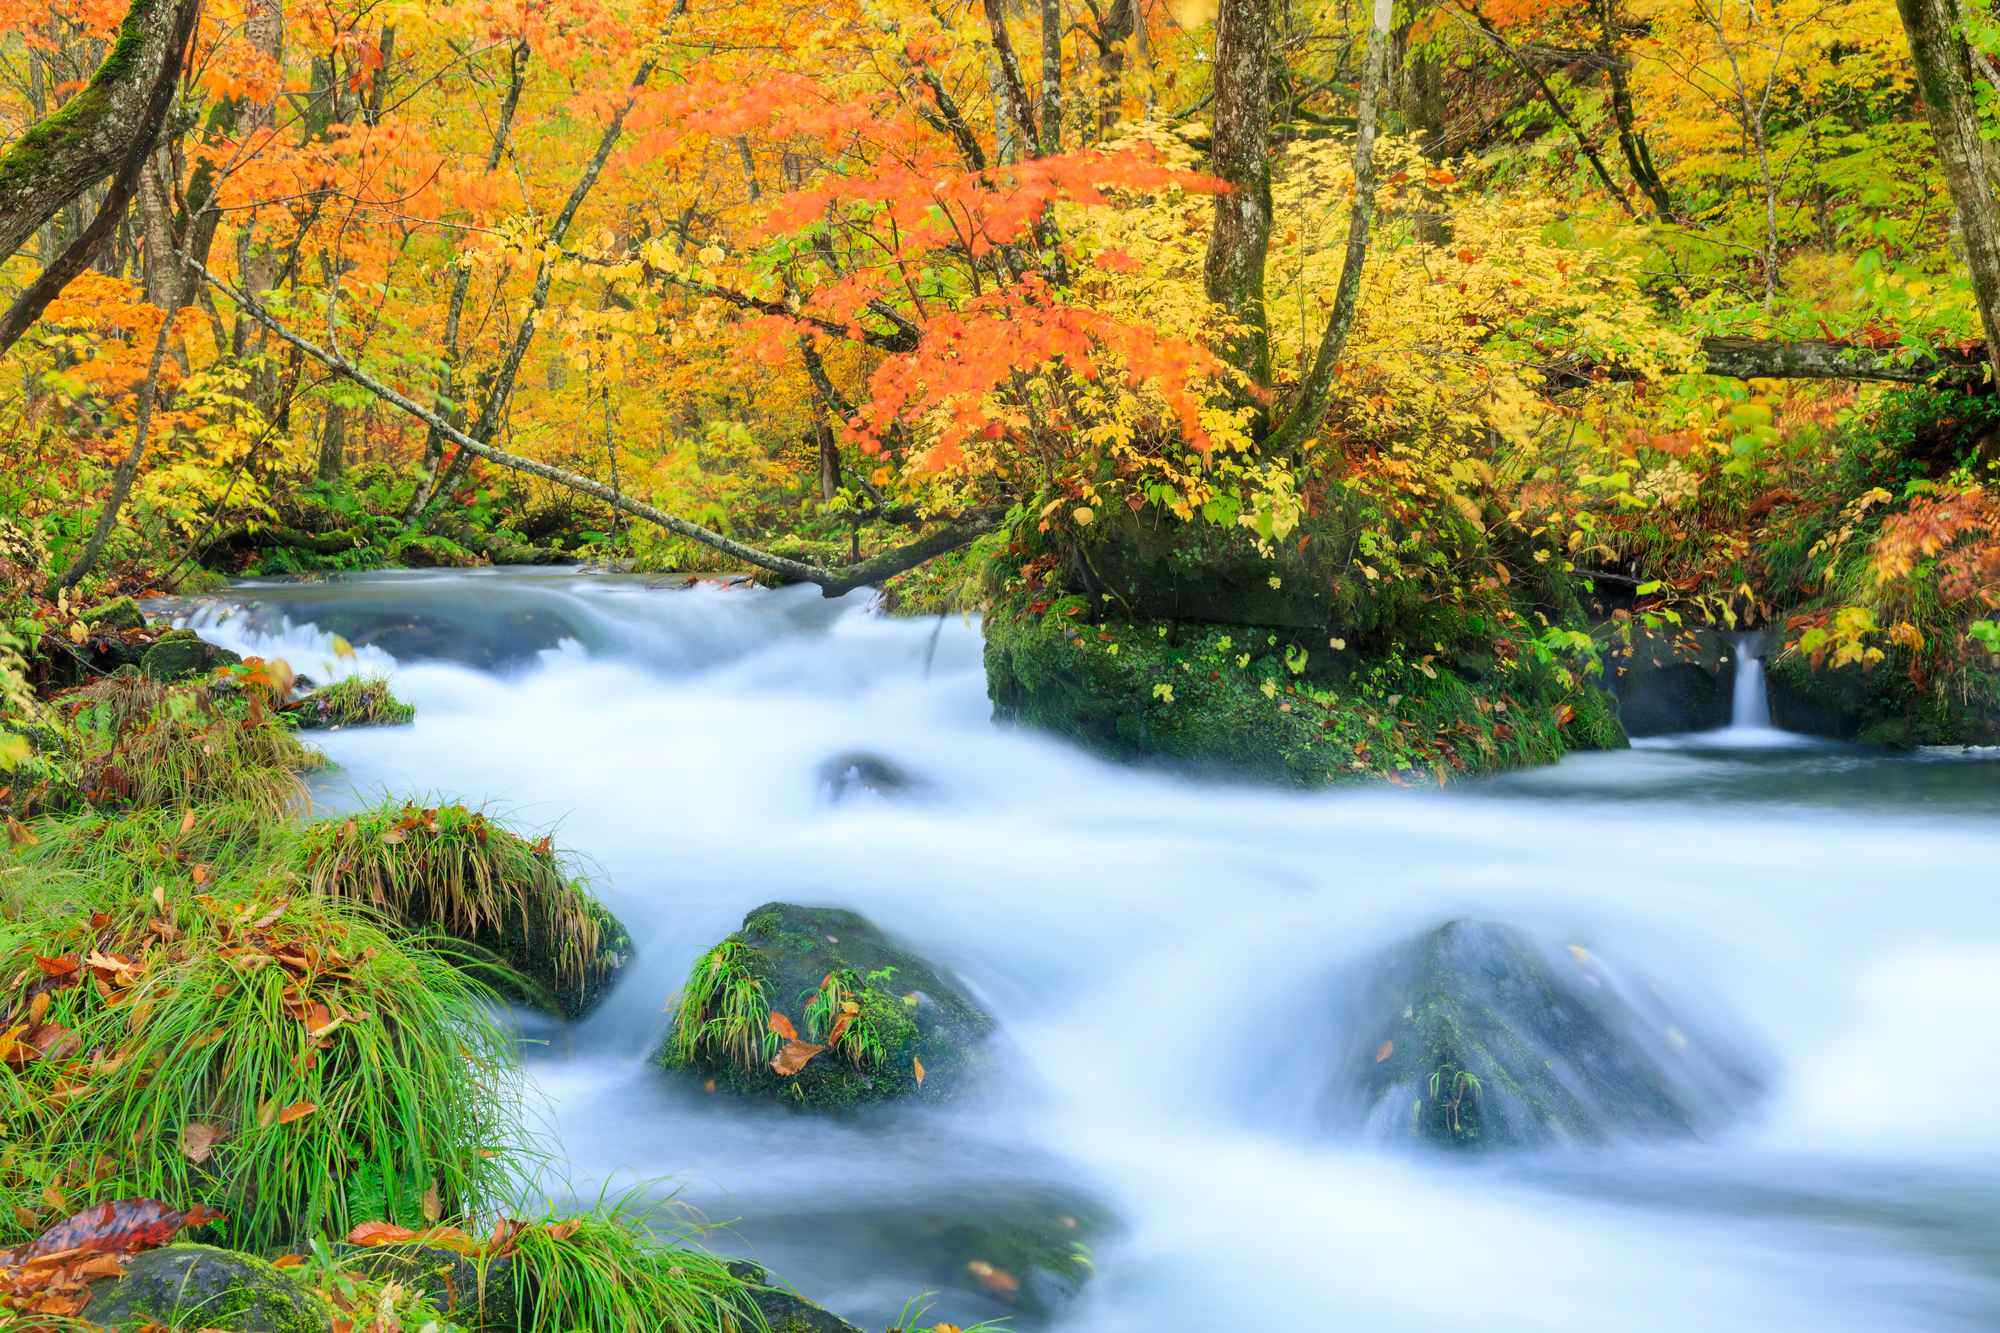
[
  {"xmin": 1603, "ymin": 625, "xmax": 1737, "ymax": 735},
  {"xmin": 1328, "ymin": 920, "xmax": 1768, "ymax": 1151},
  {"xmin": 659, "ymin": 903, "xmax": 995, "ymax": 1111},
  {"xmin": 83, "ymin": 596, "xmax": 147, "ymax": 632},
  {"xmin": 816, "ymin": 751, "xmax": 925, "ymax": 803},
  {"xmin": 1767, "ymin": 647, "xmax": 2000, "ymax": 747},
  {"xmin": 88, "ymin": 1244, "xmax": 331, "ymax": 1332},
  {"xmin": 141, "ymin": 628, "xmax": 243, "ymax": 683}
]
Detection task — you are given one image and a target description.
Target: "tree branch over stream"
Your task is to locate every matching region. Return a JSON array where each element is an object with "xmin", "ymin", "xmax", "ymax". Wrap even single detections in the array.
[{"xmin": 187, "ymin": 258, "xmax": 1000, "ymax": 596}]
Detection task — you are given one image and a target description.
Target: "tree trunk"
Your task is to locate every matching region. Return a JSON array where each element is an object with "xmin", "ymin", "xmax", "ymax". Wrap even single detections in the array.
[
  {"xmin": 1261, "ymin": 0, "xmax": 1394, "ymax": 454},
  {"xmin": 316, "ymin": 400, "xmax": 346, "ymax": 483},
  {"xmin": 1039, "ymin": 0, "xmax": 1063, "ymax": 154},
  {"xmin": 1594, "ymin": 0, "xmax": 1673, "ymax": 220},
  {"xmin": 1895, "ymin": 0, "xmax": 2000, "ymax": 385},
  {"xmin": 0, "ymin": 0, "xmax": 204, "ymax": 262},
  {"xmin": 1203, "ymin": 0, "xmax": 1275, "ymax": 385},
  {"xmin": 982, "ymin": 0, "xmax": 1043, "ymax": 159}
]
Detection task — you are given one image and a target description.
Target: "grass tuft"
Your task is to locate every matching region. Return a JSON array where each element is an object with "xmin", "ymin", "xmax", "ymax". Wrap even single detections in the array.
[
  {"xmin": 503, "ymin": 1197, "xmax": 769, "ymax": 1333},
  {"xmin": 291, "ymin": 676, "xmax": 415, "ymax": 730},
  {"xmin": 664, "ymin": 940, "xmax": 773, "ymax": 1074},
  {"xmin": 297, "ymin": 801, "xmax": 620, "ymax": 1016},
  {"xmin": 0, "ymin": 864, "xmax": 525, "ymax": 1253}
]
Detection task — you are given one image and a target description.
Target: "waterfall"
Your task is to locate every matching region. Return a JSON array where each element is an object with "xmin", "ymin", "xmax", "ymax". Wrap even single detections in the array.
[{"xmin": 1730, "ymin": 635, "xmax": 1772, "ymax": 731}]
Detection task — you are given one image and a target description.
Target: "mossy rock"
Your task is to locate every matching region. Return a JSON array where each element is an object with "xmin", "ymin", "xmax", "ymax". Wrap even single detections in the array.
[
  {"xmin": 88, "ymin": 1244, "xmax": 332, "ymax": 1331},
  {"xmin": 297, "ymin": 803, "xmax": 632, "ymax": 1019},
  {"xmin": 84, "ymin": 596, "xmax": 147, "ymax": 632},
  {"xmin": 659, "ymin": 902, "xmax": 995, "ymax": 1111},
  {"xmin": 1767, "ymin": 647, "xmax": 2000, "ymax": 747},
  {"xmin": 290, "ymin": 676, "xmax": 415, "ymax": 730},
  {"xmin": 1330, "ymin": 920, "xmax": 1768, "ymax": 1152},
  {"xmin": 984, "ymin": 602, "xmax": 1623, "ymax": 787},
  {"xmin": 141, "ymin": 627, "xmax": 243, "ymax": 682},
  {"xmin": 725, "ymin": 1262, "xmax": 864, "ymax": 1333},
  {"xmin": 337, "ymin": 1242, "xmax": 519, "ymax": 1330}
]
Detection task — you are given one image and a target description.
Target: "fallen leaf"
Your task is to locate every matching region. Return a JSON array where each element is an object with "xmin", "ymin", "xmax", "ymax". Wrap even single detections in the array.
[
  {"xmin": 768, "ymin": 1012, "xmax": 798, "ymax": 1041},
  {"xmin": 346, "ymin": 1221, "xmax": 420, "ymax": 1247},
  {"xmin": 179, "ymin": 808, "xmax": 196, "ymax": 835},
  {"xmin": 770, "ymin": 1039, "xmax": 825, "ymax": 1076},
  {"xmin": 912, "ymin": 1056, "xmax": 926, "ymax": 1087},
  {"xmin": 422, "ymin": 1185, "xmax": 441, "ymax": 1223},
  {"xmin": 965, "ymin": 1259, "xmax": 1019, "ymax": 1299},
  {"xmin": 1375, "ymin": 1040, "xmax": 1394, "ymax": 1063},
  {"xmin": 179, "ymin": 1123, "xmax": 225, "ymax": 1165},
  {"xmin": 275, "ymin": 1101, "xmax": 317, "ymax": 1126}
]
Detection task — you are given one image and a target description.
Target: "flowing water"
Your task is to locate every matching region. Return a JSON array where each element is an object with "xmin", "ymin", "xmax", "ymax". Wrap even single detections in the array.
[{"xmin": 172, "ymin": 569, "xmax": 2000, "ymax": 1332}]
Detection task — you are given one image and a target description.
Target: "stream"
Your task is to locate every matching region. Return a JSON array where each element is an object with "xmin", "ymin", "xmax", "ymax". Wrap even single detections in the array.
[{"xmin": 174, "ymin": 567, "xmax": 2000, "ymax": 1332}]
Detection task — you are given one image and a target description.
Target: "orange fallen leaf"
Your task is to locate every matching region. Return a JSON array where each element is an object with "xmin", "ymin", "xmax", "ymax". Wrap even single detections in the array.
[
  {"xmin": 346, "ymin": 1221, "xmax": 420, "ymax": 1247},
  {"xmin": 770, "ymin": 1039, "xmax": 825, "ymax": 1077},
  {"xmin": 966, "ymin": 1259, "xmax": 1019, "ymax": 1298},
  {"xmin": 180, "ymin": 1122, "xmax": 225, "ymax": 1165},
  {"xmin": 912, "ymin": 1056, "xmax": 925, "ymax": 1087},
  {"xmin": 275, "ymin": 1101, "xmax": 317, "ymax": 1125},
  {"xmin": 768, "ymin": 1012, "xmax": 798, "ymax": 1041},
  {"xmin": 1375, "ymin": 1041, "xmax": 1394, "ymax": 1063}
]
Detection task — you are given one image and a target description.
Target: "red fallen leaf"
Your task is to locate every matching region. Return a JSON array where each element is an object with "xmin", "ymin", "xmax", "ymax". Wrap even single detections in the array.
[
  {"xmin": 1375, "ymin": 1041, "xmax": 1394, "ymax": 1063},
  {"xmin": 32, "ymin": 956, "xmax": 78, "ymax": 978},
  {"xmin": 768, "ymin": 1012, "xmax": 798, "ymax": 1041},
  {"xmin": 346, "ymin": 1222, "xmax": 421, "ymax": 1247},
  {"xmin": 770, "ymin": 1039, "xmax": 825, "ymax": 1076},
  {"xmin": 0, "ymin": 1198, "xmax": 223, "ymax": 1268}
]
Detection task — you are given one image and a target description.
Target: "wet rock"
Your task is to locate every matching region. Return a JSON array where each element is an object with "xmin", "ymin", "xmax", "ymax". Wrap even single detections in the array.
[
  {"xmin": 1329, "ymin": 920, "xmax": 1768, "ymax": 1151},
  {"xmin": 725, "ymin": 1262, "xmax": 864, "ymax": 1333},
  {"xmin": 817, "ymin": 751, "xmax": 925, "ymax": 803},
  {"xmin": 1767, "ymin": 648, "xmax": 2000, "ymax": 747},
  {"xmin": 141, "ymin": 628, "xmax": 243, "ymax": 682},
  {"xmin": 1603, "ymin": 625, "xmax": 1736, "ymax": 735},
  {"xmin": 339, "ymin": 1243, "xmax": 518, "ymax": 1330},
  {"xmin": 659, "ymin": 902, "xmax": 995, "ymax": 1111},
  {"xmin": 88, "ymin": 1244, "xmax": 331, "ymax": 1331}
]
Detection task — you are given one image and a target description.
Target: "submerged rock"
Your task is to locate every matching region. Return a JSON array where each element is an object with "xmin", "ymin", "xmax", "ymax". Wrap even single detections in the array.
[
  {"xmin": 89, "ymin": 1244, "xmax": 331, "ymax": 1331},
  {"xmin": 725, "ymin": 1262, "xmax": 865, "ymax": 1333},
  {"xmin": 141, "ymin": 627, "xmax": 243, "ymax": 683},
  {"xmin": 816, "ymin": 751, "xmax": 926, "ymax": 803},
  {"xmin": 1329, "ymin": 920, "xmax": 1768, "ymax": 1151},
  {"xmin": 659, "ymin": 902, "xmax": 995, "ymax": 1111},
  {"xmin": 290, "ymin": 676, "xmax": 416, "ymax": 730}
]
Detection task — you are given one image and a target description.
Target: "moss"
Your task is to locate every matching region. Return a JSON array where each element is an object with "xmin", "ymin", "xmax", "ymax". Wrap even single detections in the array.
[
  {"xmin": 86, "ymin": 1245, "xmax": 332, "ymax": 1332},
  {"xmin": 140, "ymin": 627, "xmax": 243, "ymax": 682},
  {"xmin": 0, "ymin": 0, "xmax": 156, "ymax": 198},
  {"xmin": 83, "ymin": 596, "xmax": 147, "ymax": 632},
  {"xmin": 1767, "ymin": 646, "xmax": 2000, "ymax": 747},
  {"xmin": 984, "ymin": 598, "xmax": 1622, "ymax": 787},
  {"xmin": 661, "ymin": 903, "xmax": 994, "ymax": 1111}
]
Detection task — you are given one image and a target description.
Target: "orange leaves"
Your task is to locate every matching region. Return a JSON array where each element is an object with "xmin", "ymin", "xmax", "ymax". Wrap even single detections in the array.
[
  {"xmin": 771, "ymin": 1038, "xmax": 826, "ymax": 1077},
  {"xmin": 0, "ymin": 1198, "xmax": 225, "ymax": 1320},
  {"xmin": 1375, "ymin": 1041, "xmax": 1394, "ymax": 1063},
  {"xmin": 768, "ymin": 1011, "xmax": 799, "ymax": 1042},
  {"xmin": 912, "ymin": 1056, "xmax": 926, "ymax": 1087}
]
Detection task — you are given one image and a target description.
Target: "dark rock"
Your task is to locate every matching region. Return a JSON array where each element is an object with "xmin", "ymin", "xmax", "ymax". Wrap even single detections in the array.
[
  {"xmin": 1603, "ymin": 625, "xmax": 1737, "ymax": 735},
  {"xmin": 84, "ymin": 596, "xmax": 147, "ymax": 632},
  {"xmin": 660, "ymin": 903, "xmax": 995, "ymax": 1111},
  {"xmin": 338, "ymin": 1243, "xmax": 518, "ymax": 1330},
  {"xmin": 88, "ymin": 1244, "xmax": 331, "ymax": 1331},
  {"xmin": 1328, "ymin": 920, "xmax": 1768, "ymax": 1151},
  {"xmin": 1767, "ymin": 647, "xmax": 2000, "ymax": 747},
  {"xmin": 141, "ymin": 628, "xmax": 243, "ymax": 682},
  {"xmin": 725, "ymin": 1262, "xmax": 864, "ymax": 1333},
  {"xmin": 817, "ymin": 751, "xmax": 925, "ymax": 803}
]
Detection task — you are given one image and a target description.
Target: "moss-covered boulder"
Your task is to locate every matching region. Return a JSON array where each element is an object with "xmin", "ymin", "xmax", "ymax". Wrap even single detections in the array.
[
  {"xmin": 1330, "ymin": 920, "xmax": 1768, "ymax": 1151},
  {"xmin": 297, "ymin": 803, "xmax": 631, "ymax": 1019},
  {"xmin": 725, "ymin": 1262, "xmax": 865, "ymax": 1333},
  {"xmin": 985, "ymin": 602, "xmax": 1623, "ymax": 786},
  {"xmin": 88, "ymin": 1245, "xmax": 332, "ymax": 1331},
  {"xmin": 83, "ymin": 596, "xmax": 147, "ymax": 633},
  {"xmin": 290, "ymin": 675, "xmax": 416, "ymax": 730},
  {"xmin": 660, "ymin": 903, "xmax": 994, "ymax": 1111},
  {"xmin": 140, "ymin": 627, "xmax": 243, "ymax": 682},
  {"xmin": 1767, "ymin": 647, "xmax": 2000, "ymax": 747}
]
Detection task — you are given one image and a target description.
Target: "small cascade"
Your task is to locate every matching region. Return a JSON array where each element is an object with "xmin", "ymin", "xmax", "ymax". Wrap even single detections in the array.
[{"xmin": 1730, "ymin": 634, "xmax": 1772, "ymax": 731}]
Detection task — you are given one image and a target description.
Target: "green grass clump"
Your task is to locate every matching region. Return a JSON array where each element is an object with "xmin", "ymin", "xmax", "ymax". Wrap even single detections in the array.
[
  {"xmin": 0, "ymin": 859, "xmax": 524, "ymax": 1253},
  {"xmin": 296, "ymin": 801, "xmax": 624, "ymax": 1017},
  {"xmin": 291, "ymin": 676, "xmax": 415, "ymax": 729},
  {"xmin": 502, "ymin": 1200, "xmax": 769, "ymax": 1333},
  {"xmin": 665, "ymin": 939, "xmax": 774, "ymax": 1073},
  {"xmin": 57, "ymin": 673, "xmax": 322, "ymax": 818}
]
